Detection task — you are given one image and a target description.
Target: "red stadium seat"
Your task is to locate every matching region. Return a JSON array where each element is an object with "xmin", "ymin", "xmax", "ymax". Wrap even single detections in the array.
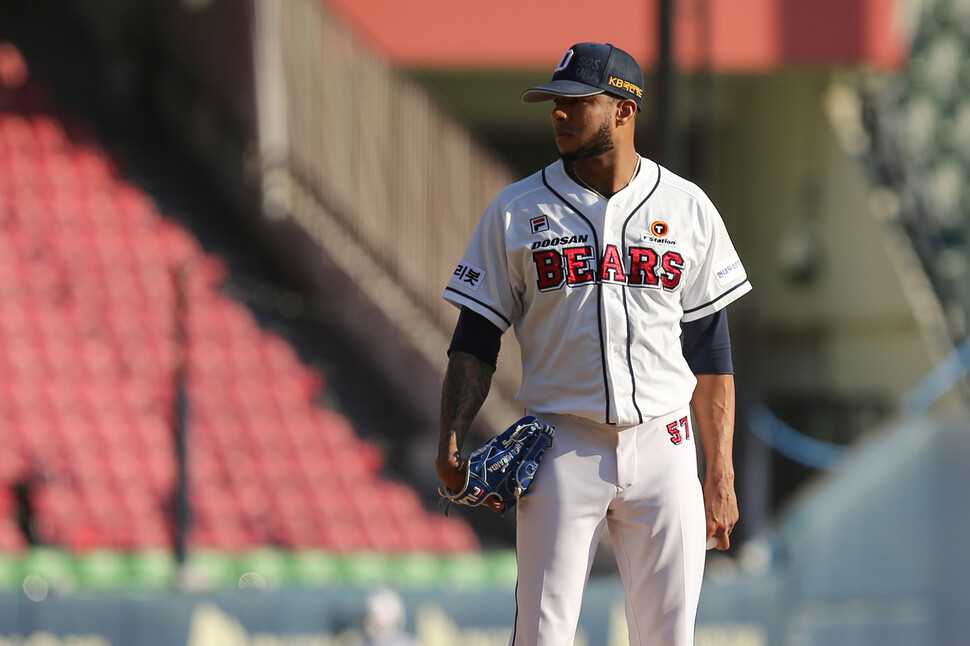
[
  {"xmin": 0, "ymin": 518, "xmax": 27, "ymax": 553},
  {"xmin": 0, "ymin": 71, "xmax": 481, "ymax": 557}
]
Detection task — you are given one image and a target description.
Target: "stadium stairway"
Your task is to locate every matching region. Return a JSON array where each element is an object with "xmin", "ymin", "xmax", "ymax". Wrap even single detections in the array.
[{"xmin": 0, "ymin": 40, "xmax": 484, "ymax": 590}]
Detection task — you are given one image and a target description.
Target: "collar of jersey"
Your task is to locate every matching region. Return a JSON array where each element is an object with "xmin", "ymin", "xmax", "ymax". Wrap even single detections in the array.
[{"xmin": 551, "ymin": 155, "xmax": 655, "ymax": 204}]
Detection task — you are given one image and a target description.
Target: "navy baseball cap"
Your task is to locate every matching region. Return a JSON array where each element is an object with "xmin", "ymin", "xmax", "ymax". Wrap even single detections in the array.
[{"xmin": 521, "ymin": 42, "xmax": 644, "ymax": 110}]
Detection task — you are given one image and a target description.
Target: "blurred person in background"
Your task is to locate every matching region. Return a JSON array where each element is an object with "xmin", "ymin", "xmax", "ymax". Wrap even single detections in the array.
[{"xmin": 354, "ymin": 587, "xmax": 418, "ymax": 646}]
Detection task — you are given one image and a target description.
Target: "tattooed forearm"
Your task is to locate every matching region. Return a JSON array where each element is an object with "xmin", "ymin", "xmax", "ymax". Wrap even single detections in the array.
[{"xmin": 439, "ymin": 351, "xmax": 495, "ymax": 457}]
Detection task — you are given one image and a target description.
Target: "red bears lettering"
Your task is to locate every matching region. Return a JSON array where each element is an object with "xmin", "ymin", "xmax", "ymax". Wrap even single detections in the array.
[
  {"xmin": 600, "ymin": 245, "xmax": 627, "ymax": 283},
  {"xmin": 533, "ymin": 250, "xmax": 565, "ymax": 291},
  {"xmin": 563, "ymin": 246, "xmax": 595, "ymax": 284},
  {"xmin": 629, "ymin": 247, "xmax": 660, "ymax": 286},
  {"xmin": 533, "ymin": 245, "xmax": 684, "ymax": 291},
  {"xmin": 660, "ymin": 251, "xmax": 684, "ymax": 291}
]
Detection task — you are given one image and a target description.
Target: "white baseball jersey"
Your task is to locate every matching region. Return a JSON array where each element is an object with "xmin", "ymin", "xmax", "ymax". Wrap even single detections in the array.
[{"xmin": 444, "ymin": 156, "xmax": 751, "ymax": 425}]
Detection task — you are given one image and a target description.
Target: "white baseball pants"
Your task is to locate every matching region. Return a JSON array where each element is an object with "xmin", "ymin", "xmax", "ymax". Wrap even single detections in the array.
[{"xmin": 510, "ymin": 407, "xmax": 707, "ymax": 646}]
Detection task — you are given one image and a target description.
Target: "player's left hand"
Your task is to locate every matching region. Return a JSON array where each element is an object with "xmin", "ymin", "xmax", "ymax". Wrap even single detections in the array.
[{"xmin": 703, "ymin": 473, "xmax": 738, "ymax": 550}]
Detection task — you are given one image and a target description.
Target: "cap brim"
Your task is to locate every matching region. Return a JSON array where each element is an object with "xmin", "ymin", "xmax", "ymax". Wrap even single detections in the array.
[{"xmin": 520, "ymin": 80, "xmax": 604, "ymax": 103}]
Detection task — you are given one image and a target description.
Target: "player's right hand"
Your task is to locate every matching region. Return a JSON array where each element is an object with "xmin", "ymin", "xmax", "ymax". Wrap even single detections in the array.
[{"xmin": 703, "ymin": 473, "xmax": 738, "ymax": 551}]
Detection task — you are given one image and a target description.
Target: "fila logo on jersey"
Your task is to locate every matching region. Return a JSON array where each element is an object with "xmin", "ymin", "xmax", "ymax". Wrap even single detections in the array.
[
  {"xmin": 533, "ymin": 245, "xmax": 684, "ymax": 291},
  {"xmin": 530, "ymin": 216, "xmax": 550, "ymax": 233}
]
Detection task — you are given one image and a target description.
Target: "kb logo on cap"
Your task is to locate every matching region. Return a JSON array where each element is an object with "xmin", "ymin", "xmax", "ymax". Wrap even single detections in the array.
[{"xmin": 608, "ymin": 76, "xmax": 643, "ymax": 98}]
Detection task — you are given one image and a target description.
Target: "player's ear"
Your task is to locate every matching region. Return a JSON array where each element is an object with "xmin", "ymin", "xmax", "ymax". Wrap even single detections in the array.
[{"xmin": 616, "ymin": 99, "xmax": 638, "ymax": 125}]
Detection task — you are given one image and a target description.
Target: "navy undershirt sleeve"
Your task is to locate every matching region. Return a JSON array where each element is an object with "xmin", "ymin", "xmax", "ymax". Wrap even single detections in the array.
[
  {"xmin": 451, "ymin": 306, "xmax": 729, "ymax": 373},
  {"xmin": 448, "ymin": 306, "xmax": 502, "ymax": 367},
  {"xmin": 682, "ymin": 309, "xmax": 734, "ymax": 375}
]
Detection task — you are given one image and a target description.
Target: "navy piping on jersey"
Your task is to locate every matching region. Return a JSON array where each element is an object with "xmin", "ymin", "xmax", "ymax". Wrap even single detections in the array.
[
  {"xmin": 541, "ymin": 162, "xmax": 662, "ymax": 425},
  {"xmin": 619, "ymin": 287, "xmax": 644, "ymax": 424},
  {"xmin": 541, "ymin": 167, "xmax": 612, "ymax": 422},
  {"xmin": 618, "ymin": 163, "xmax": 662, "ymax": 424},
  {"xmin": 682, "ymin": 278, "xmax": 751, "ymax": 315},
  {"xmin": 443, "ymin": 287, "xmax": 512, "ymax": 328},
  {"xmin": 511, "ymin": 548, "xmax": 520, "ymax": 644}
]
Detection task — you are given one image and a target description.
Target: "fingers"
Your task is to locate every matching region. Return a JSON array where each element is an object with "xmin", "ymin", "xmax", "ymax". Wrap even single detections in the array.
[
  {"xmin": 710, "ymin": 531, "xmax": 730, "ymax": 551},
  {"xmin": 703, "ymin": 483, "xmax": 738, "ymax": 551},
  {"xmin": 705, "ymin": 511, "xmax": 735, "ymax": 551},
  {"xmin": 706, "ymin": 523, "xmax": 733, "ymax": 551},
  {"xmin": 435, "ymin": 454, "xmax": 468, "ymax": 494},
  {"xmin": 440, "ymin": 473, "xmax": 465, "ymax": 495},
  {"xmin": 481, "ymin": 493, "xmax": 505, "ymax": 514}
]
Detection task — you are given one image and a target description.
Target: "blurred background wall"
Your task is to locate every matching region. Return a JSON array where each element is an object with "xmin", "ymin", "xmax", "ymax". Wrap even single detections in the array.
[{"xmin": 0, "ymin": 0, "xmax": 968, "ymax": 644}]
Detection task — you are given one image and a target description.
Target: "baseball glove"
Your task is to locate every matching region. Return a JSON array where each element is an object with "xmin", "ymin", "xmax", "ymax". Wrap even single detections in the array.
[{"xmin": 439, "ymin": 416, "xmax": 555, "ymax": 513}]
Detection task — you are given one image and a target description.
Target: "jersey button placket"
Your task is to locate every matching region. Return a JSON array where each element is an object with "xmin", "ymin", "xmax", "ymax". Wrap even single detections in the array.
[
  {"xmin": 600, "ymin": 200, "xmax": 631, "ymax": 423},
  {"xmin": 602, "ymin": 286, "xmax": 631, "ymax": 423},
  {"xmin": 607, "ymin": 196, "xmax": 635, "ymax": 423}
]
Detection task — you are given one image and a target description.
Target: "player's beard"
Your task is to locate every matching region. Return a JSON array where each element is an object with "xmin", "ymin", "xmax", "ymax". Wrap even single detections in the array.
[{"xmin": 560, "ymin": 119, "xmax": 615, "ymax": 164}]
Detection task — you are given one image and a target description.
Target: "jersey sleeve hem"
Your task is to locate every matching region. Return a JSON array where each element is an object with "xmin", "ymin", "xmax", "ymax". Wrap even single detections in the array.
[
  {"xmin": 681, "ymin": 279, "xmax": 752, "ymax": 323},
  {"xmin": 443, "ymin": 287, "xmax": 513, "ymax": 332}
]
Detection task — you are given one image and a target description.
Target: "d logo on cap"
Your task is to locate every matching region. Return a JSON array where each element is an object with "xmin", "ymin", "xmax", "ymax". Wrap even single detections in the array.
[
  {"xmin": 554, "ymin": 49, "xmax": 574, "ymax": 73},
  {"xmin": 521, "ymin": 42, "xmax": 645, "ymax": 111}
]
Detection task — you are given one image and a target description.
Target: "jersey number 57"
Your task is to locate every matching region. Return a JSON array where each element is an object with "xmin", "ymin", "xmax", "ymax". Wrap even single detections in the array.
[{"xmin": 667, "ymin": 417, "xmax": 690, "ymax": 445}]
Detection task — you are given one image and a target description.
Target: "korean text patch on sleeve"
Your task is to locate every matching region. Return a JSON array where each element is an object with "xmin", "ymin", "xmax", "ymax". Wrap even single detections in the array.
[{"xmin": 451, "ymin": 262, "xmax": 487, "ymax": 291}]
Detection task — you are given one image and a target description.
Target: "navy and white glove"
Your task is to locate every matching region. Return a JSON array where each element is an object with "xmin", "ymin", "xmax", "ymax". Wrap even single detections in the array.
[{"xmin": 439, "ymin": 416, "xmax": 555, "ymax": 512}]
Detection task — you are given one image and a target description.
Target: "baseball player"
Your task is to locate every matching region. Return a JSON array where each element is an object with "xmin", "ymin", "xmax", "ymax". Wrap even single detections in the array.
[{"xmin": 436, "ymin": 42, "xmax": 751, "ymax": 646}]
